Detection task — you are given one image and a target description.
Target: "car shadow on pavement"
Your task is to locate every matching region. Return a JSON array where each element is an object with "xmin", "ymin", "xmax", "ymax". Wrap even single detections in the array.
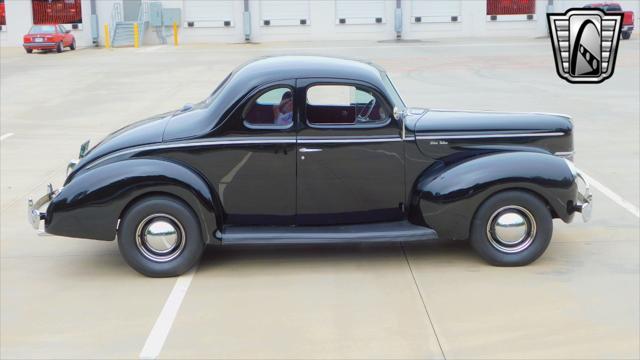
[{"xmin": 198, "ymin": 240, "xmax": 478, "ymax": 273}]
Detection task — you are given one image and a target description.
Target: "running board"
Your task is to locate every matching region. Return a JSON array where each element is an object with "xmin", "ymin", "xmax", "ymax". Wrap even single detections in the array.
[{"xmin": 220, "ymin": 221, "xmax": 438, "ymax": 245}]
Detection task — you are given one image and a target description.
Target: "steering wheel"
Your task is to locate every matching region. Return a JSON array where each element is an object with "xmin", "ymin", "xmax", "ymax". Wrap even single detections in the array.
[{"xmin": 357, "ymin": 99, "xmax": 376, "ymax": 121}]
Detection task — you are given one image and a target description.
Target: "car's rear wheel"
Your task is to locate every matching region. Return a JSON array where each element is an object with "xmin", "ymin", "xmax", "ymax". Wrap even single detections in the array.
[
  {"xmin": 118, "ymin": 195, "xmax": 205, "ymax": 277},
  {"xmin": 25, "ymin": 48, "xmax": 33, "ymax": 54},
  {"xmin": 470, "ymin": 190, "xmax": 552, "ymax": 266},
  {"xmin": 621, "ymin": 31, "xmax": 631, "ymax": 40},
  {"xmin": 69, "ymin": 38, "xmax": 76, "ymax": 50},
  {"xmin": 56, "ymin": 42, "xmax": 63, "ymax": 53}
]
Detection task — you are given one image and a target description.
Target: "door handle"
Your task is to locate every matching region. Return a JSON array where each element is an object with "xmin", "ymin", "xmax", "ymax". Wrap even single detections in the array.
[{"xmin": 299, "ymin": 148, "xmax": 323, "ymax": 153}]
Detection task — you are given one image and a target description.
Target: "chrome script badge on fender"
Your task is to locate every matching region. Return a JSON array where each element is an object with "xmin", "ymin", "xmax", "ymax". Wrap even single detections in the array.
[{"xmin": 547, "ymin": 8, "xmax": 623, "ymax": 84}]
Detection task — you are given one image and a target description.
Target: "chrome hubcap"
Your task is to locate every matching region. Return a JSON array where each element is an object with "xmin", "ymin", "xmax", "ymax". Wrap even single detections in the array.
[
  {"xmin": 486, "ymin": 206, "xmax": 536, "ymax": 253},
  {"xmin": 136, "ymin": 214, "xmax": 185, "ymax": 262}
]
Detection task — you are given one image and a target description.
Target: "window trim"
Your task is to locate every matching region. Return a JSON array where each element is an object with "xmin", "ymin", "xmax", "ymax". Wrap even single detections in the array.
[
  {"xmin": 242, "ymin": 84, "xmax": 295, "ymax": 130},
  {"xmin": 304, "ymin": 82, "xmax": 392, "ymax": 129}
]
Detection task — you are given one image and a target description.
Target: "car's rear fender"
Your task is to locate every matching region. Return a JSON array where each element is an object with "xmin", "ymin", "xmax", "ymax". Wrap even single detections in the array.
[
  {"xmin": 410, "ymin": 151, "xmax": 577, "ymax": 240},
  {"xmin": 45, "ymin": 159, "xmax": 221, "ymax": 241}
]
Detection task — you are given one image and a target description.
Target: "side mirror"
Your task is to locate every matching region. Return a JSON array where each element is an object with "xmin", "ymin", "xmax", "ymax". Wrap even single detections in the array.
[
  {"xmin": 393, "ymin": 106, "xmax": 403, "ymax": 121},
  {"xmin": 65, "ymin": 30, "xmax": 71, "ymax": 34},
  {"xmin": 393, "ymin": 106, "xmax": 406, "ymax": 140}
]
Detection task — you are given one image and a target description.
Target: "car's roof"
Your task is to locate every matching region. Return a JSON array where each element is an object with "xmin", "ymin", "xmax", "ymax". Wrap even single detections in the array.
[
  {"xmin": 231, "ymin": 55, "xmax": 387, "ymax": 87},
  {"xmin": 205, "ymin": 56, "xmax": 394, "ymax": 125}
]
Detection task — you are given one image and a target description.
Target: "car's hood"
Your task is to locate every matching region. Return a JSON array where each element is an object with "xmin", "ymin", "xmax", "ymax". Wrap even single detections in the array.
[
  {"xmin": 409, "ymin": 109, "xmax": 573, "ymax": 134},
  {"xmin": 408, "ymin": 109, "xmax": 574, "ymax": 158}
]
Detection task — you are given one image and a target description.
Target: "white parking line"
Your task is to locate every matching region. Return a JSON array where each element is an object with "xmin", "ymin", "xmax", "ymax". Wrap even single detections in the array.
[
  {"xmin": 139, "ymin": 266, "xmax": 198, "ymax": 359},
  {"xmin": 0, "ymin": 133, "xmax": 14, "ymax": 141},
  {"xmin": 133, "ymin": 166, "xmax": 635, "ymax": 359},
  {"xmin": 578, "ymin": 168, "xmax": 640, "ymax": 218}
]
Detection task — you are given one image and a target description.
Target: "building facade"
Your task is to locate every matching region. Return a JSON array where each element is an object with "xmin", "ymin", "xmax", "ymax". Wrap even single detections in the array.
[{"xmin": 1, "ymin": 0, "xmax": 638, "ymax": 48}]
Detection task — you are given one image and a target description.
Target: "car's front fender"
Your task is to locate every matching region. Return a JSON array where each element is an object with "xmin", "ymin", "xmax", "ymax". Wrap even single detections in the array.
[
  {"xmin": 411, "ymin": 151, "xmax": 577, "ymax": 240},
  {"xmin": 45, "ymin": 159, "xmax": 220, "ymax": 241}
]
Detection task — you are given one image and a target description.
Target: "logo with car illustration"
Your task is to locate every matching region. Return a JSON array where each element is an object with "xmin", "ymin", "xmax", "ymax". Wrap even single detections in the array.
[{"xmin": 547, "ymin": 8, "xmax": 623, "ymax": 83}]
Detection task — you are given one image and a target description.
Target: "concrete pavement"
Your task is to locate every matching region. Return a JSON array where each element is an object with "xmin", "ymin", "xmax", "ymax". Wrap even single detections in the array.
[{"xmin": 1, "ymin": 38, "xmax": 638, "ymax": 359}]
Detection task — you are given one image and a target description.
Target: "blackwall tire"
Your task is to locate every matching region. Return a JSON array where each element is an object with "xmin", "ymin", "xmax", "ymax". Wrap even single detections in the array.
[
  {"xmin": 70, "ymin": 39, "xmax": 76, "ymax": 50},
  {"xmin": 56, "ymin": 42, "xmax": 63, "ymax": 53},
  {"xmin": 25, "ymin": 48, "xmax": 33, "ymax": 54},
  {"xmin": 621, "ymin": 31, "xmax": 631, "ymax": 40},
  {"xmin": 118, "ymin": 196, "xmax": 205, "ymax": 277},
  {"xmin": 470, "ymin": 190, "xmax": 552, "ymax": 266}
]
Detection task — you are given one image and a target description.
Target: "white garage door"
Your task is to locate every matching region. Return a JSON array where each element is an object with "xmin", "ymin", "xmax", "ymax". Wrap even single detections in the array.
[
  {"xmin": 184, "ymin": 0, "xmax": 234, "ymax": 28},
  {"xmin": 411, "ymin": 0, "xmax": 461, "ymax": 23},
  {"xmin": 335, "ymin": 0, "xmax": 385, "ymax": 24},
  {"xmin": 260, "ymin": 0, "xmax": 310, "ymax": 26}
]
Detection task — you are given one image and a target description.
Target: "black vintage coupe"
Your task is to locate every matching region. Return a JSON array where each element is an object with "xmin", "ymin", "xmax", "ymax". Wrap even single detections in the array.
[{"xmin": 29, "ymin": 56, "xmax": 592, "ymax": 277}]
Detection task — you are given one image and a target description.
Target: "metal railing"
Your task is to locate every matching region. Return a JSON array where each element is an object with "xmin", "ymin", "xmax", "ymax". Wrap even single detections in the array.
[
  {"xmin": 110, "ymin": 2, "xmax": 122, "ymax": 44},
  {"xmin": 137, "ymin": 1, "xmax": 150, "ymax": 45},
  {"xmin": 138, "ymin": 1, "xmax": 150, "ymax": 23}
]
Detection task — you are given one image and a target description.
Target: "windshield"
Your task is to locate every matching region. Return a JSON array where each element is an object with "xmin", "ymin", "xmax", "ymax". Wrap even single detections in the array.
[
  {"xmin": 381, "ymin": 72, "xmax": 407, "ymax": 109},
  {"xmin": 29, "ymin": 25, "xmax": 57, "ymax": 34},
  {"xmin": 584, "ymin": 4, "xmax": 622, "ymax": 11}
]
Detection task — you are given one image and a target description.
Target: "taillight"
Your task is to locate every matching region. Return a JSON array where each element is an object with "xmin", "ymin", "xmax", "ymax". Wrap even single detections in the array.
[{"xmin": 624, "ymin": 12, "xmax": 634, "ymax": 24}]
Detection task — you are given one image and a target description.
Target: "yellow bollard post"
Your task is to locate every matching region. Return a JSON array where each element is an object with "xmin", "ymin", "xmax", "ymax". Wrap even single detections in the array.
[
  {"xmin": 133, "ymin": 22, "xmax": 139, "ymax": 48},
  {"xmin": 173, "ymin": 21, "xmax": 178, "ymax": 46},
  {"xmin": 104, "ymin": 24, "xmax": 110, "ymax": 49}
]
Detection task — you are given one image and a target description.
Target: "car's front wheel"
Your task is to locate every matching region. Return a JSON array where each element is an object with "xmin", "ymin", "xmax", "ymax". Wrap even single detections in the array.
[
  {"xmin": 56, "ymin": 42, "xmax": 63, "ymax": 53},
  {"xmin": 118, "ymin": 195, "xmax": 205, "ymax": 277},
  {"xmin": 470, "ymin": 190, "xmax": 552, "ymax": 266}
]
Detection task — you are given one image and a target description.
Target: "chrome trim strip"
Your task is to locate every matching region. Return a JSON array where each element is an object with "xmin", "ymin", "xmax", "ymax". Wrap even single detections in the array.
[
  {"xmin": 299, "ymin": 147, "xmax": 323, "ymax": 153},
  {"xmin": 85, "ymin": 136, "xmax": 404, "ymax": 170},
  {"xmin": 554, "ymin": 151, "xmax": 574, "ymax": 156},
  {"xmin": 554, "ymin": 151, "xmax": 575, "ymax": 158},
  {"xmin": 298, "ymin": 137, "xmax": 402, "ymax": 144},
  {"xmin": 416, "ymin": 132, "xmax": 565, "ymax": 140},
  {"xmin": 85, "ymin": 138, "xmax": 297, "ymax": 169},
  {"xmin": 23, "ymin": 42, "xmax": 57, "ymax": 47},
  {"xmin": 428, "ymin": 108, "xmax": 572, "ymax": 120}
]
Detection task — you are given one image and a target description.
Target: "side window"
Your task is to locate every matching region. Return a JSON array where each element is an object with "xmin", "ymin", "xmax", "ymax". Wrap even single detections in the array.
[
  {"xmin": 243, "ymin": 87, "xmax": 294, "ymax": 129},
  {"xmin": 306, "ymin": 84, "xmax": 390, "ymax": 127},
  {"xmin": 58, "ymin": 25, "xmax": 67, "ymax": 33}
]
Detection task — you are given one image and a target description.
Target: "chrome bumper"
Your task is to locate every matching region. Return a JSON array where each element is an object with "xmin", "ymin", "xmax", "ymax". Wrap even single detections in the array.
[
  {"xmin": 27, "ymin": 184, "xmax": 58, "ymax": 231},
  {"xmin": 574, "ymin": 172, "xmax": 592, "ymax": 222},
  {"xmin": 23, "ymin": 42, "xmax": 57, "ymax": 47}
]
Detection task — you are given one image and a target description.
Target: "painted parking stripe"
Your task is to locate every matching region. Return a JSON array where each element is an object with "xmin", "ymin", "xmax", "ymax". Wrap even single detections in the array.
[
  {"xmin": 578, "ymin": 168, "xmax": 640, "ymax": 218},
  {"xmin": 139, "ymin": 266, "xmax": 198, "ymax": 359},
  {"xmin": 0, "ymin": 133, "xmax": 14, "ymax": 141}
]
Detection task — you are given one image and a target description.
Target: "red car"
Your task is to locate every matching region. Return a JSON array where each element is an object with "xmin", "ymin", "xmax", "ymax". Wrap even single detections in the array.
[
  {"xmin": 584, "ymin": 3, "xmax": 634, "ymax": 39},
  {"xmin": 0, "ymin": 1, "xmax": 6, "ymax": 28},
  {"xmin": 23, "ymin": 24, "xmax": 76, "ymax": 53}
]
